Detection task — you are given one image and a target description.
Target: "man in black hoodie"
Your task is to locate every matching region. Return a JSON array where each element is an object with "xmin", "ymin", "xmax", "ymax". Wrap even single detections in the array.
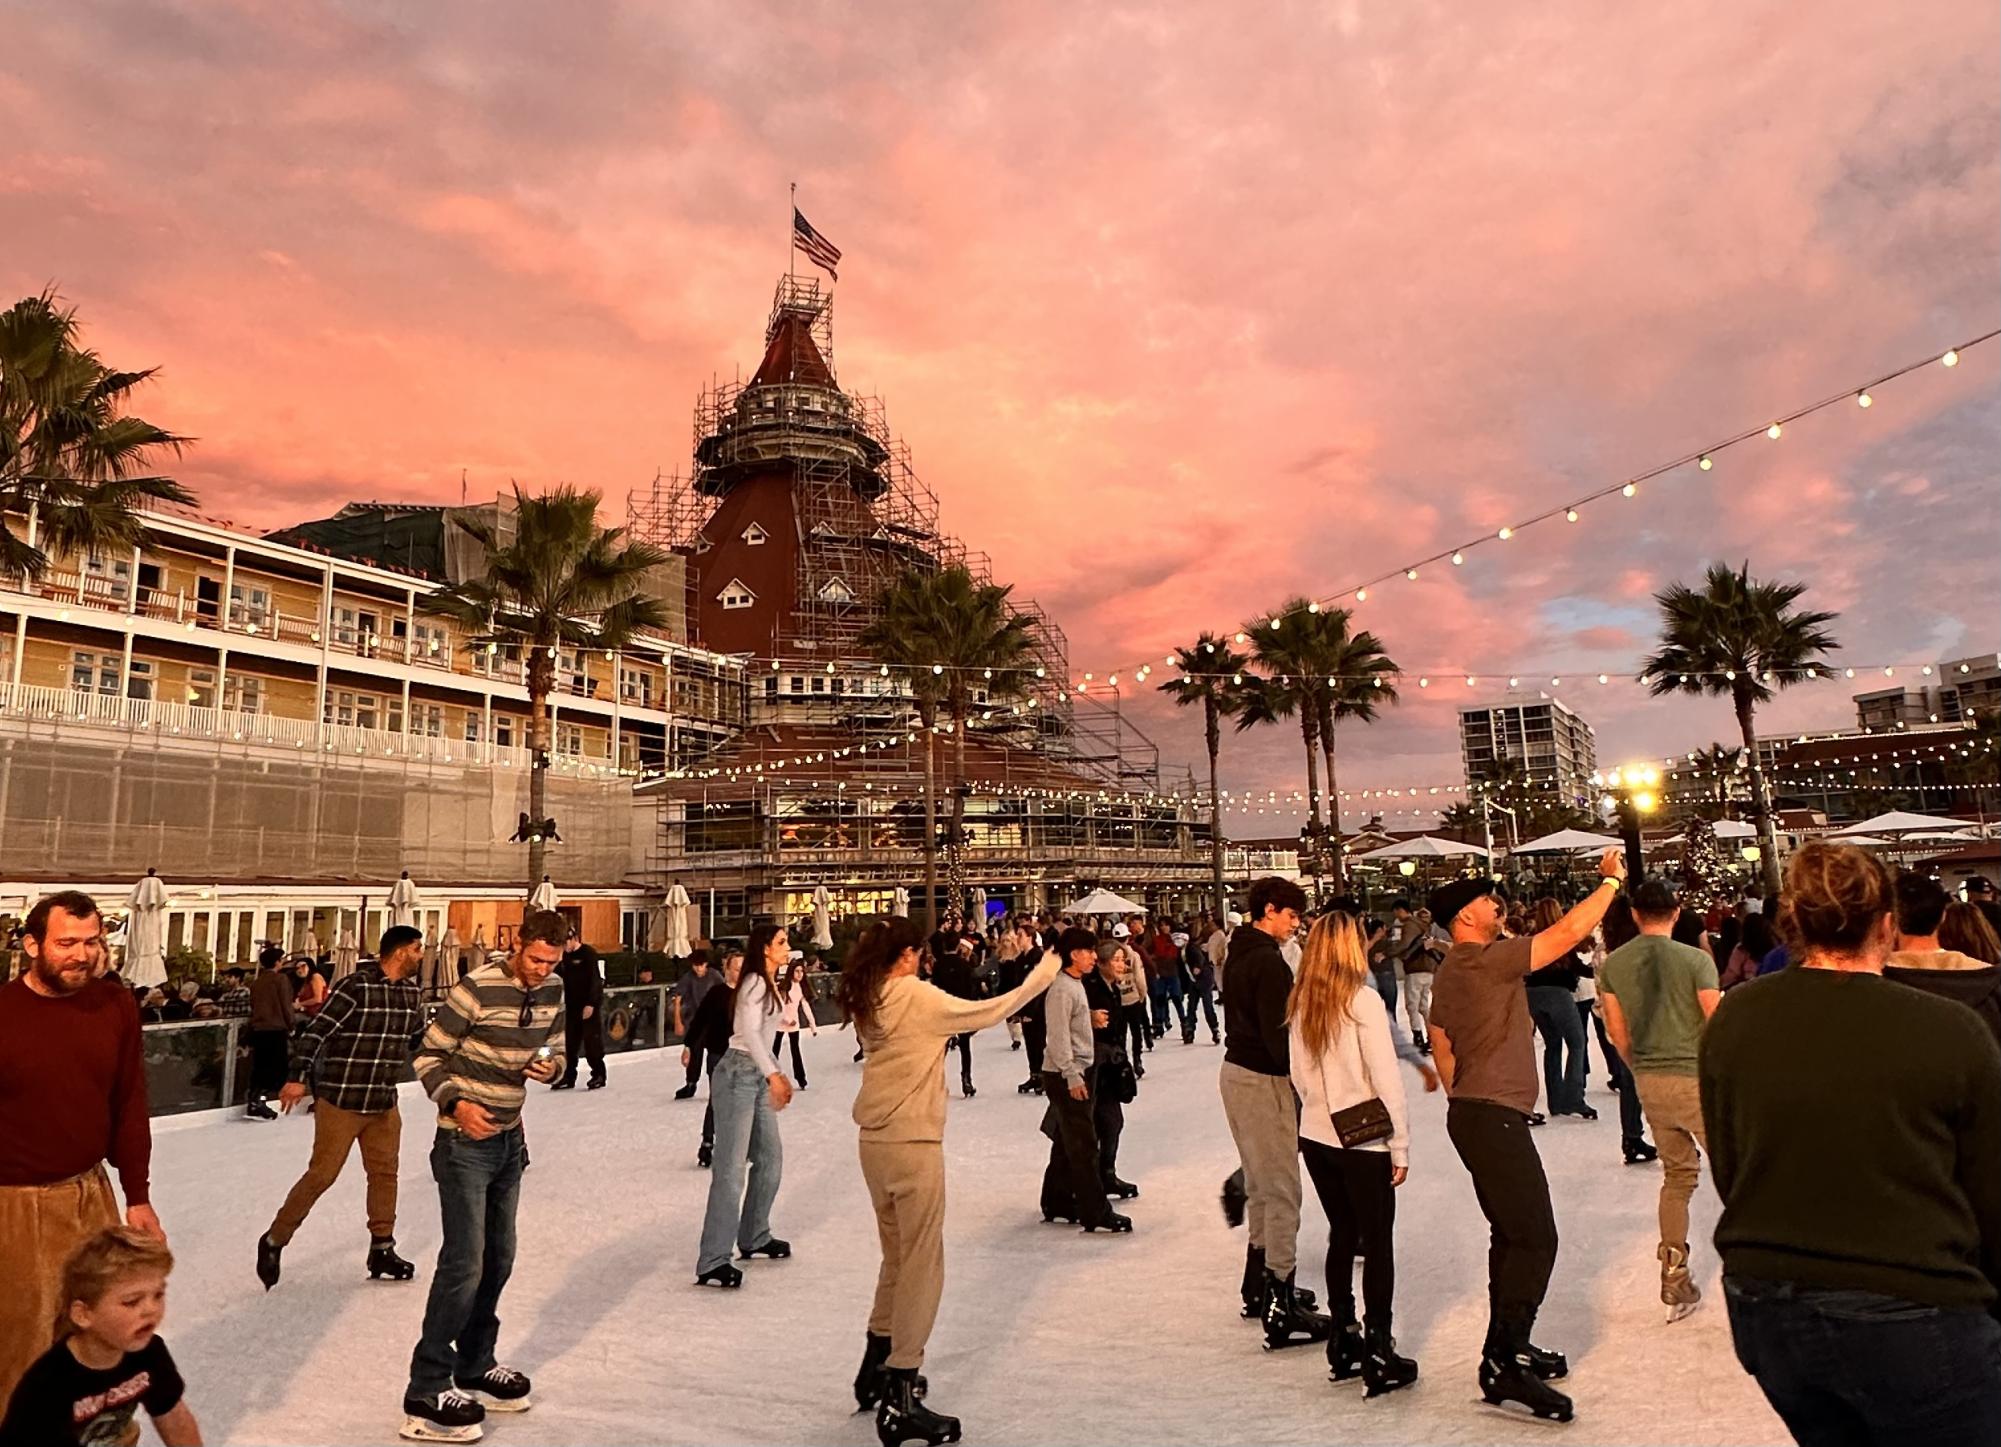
[
  {"xmin": 553, "ymin": 929, "xmax": 606, "ymax": 1090},
  {"xmin": 1219, "ymin": 875, "xmax": 1328, "ymax": 1348},
  {"xmin": 1887, "ymin": 871, "xmax": 2001, "ymax": 1052}
]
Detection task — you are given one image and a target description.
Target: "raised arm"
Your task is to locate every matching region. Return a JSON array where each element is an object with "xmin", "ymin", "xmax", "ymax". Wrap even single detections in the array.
[
  {"xmin": 910, "ymin": 954, "xmax": 1061, "ymax": 1038},
  {"xmin": 1530, "ymin": 850, "xmax": 1627, "ymax": 971}
]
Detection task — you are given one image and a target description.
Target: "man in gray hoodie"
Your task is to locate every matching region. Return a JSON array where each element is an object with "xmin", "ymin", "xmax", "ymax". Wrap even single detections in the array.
[{"xmin": 1037, "ymin": 927, "xmax": 1129, "ymax": 1233}]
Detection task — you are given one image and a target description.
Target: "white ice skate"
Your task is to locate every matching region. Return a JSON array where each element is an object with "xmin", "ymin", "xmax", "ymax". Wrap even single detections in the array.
[{"xmin": 1660, "ymin": 1243, "xmax": 1701, "ymax": 1324}]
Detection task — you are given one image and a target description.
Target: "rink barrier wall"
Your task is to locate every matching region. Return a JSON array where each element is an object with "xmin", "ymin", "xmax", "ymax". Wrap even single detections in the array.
[{"xmin": 138, "ymin": 975, "xmax": 846, "ymax": 1116}]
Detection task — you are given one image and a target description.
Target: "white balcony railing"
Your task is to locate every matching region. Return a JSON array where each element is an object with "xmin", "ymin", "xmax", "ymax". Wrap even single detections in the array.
[{"xmin": 0, "ymin": 681, "xmax": 630, "ymax": 774}]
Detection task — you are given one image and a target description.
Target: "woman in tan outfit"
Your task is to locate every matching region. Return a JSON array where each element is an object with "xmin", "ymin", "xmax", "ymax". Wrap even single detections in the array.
[{"xmin": 838, "ymin": 916, "xmax": 1059, "ymax": 1447}]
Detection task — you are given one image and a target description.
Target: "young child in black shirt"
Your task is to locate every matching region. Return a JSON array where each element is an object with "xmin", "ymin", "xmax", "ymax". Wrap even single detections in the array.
[{"xmin": 0, "ymin": 1225, "xmax": 202, "ymax": 1446}]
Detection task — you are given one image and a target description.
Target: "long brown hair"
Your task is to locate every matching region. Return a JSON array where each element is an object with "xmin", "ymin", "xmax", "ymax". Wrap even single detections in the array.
[
  {"xmin": 1940, "ymin": 902, "xmax": 2001, "ymax": 964},
  {"xmin": 838, "ymin": 917, "xmax": 924, "ymax": 1036},
  {"xmin": 1289, "ymin": 912, "xmax": 1371, "ymax": 1062}
]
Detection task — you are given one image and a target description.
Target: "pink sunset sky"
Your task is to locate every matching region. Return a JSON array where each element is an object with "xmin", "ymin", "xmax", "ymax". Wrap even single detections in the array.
[{"xmin": 6, "ymin": 1, "xmax": 1997, "ymax": 828}]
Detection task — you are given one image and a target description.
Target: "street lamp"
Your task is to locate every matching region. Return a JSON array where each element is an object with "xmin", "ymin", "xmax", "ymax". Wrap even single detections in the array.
[{"xmin": 1593, "ymin": 763, "xmax": 1660, "ymax": 883}]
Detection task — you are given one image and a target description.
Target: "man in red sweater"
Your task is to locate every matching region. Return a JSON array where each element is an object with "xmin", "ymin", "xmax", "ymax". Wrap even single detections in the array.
[{"xmin": 0, "ymin": 890, "xmax": 158, "ymax": 1407}]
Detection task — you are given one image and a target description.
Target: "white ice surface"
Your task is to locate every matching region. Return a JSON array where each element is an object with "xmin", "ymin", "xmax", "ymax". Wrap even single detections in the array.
[{"xmin": 150, "ymin": 1029, "xmax": 1789, "ymax": 1445}]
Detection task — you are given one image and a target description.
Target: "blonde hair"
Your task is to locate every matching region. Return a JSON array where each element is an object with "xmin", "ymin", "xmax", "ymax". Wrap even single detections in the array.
[
  {"xmin": 1289, "ymin": 913, "xmax": 1371, "ymax": 1062},
  {"xmin": 1783, "ymin": 842, "xmax": 1894, "ymax": 954},
  {"xmin": 58, "ymin": 1226, "xmax": 173, "ymax": 1338}
]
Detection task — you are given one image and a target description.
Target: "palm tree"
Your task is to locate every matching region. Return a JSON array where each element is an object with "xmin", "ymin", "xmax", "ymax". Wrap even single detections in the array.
[
  {"xmin": 1641, "ymin": 562, "xmax": 1840, "ymax": 895},
  {"xmin": 861, "ymin": 565, "xmax": 1034, "ymax": 927},
  {"xmin": 1436, "ymin": 801, "xmax": 1484, "ymax": 844},
  {"xmin": 422, "ymin": 484, "xmax": 670, "ymax": 892},
  {"xmin": 1691, "ymin": 742, "xmax": 1745, "ymax": 817},
  {"xmin": 1158, "ymin": 632, "xmax": 1249, "ymax": 917},
  {"xmin": 1310, "ymin": 611, "xmax": 1399, "ymax": 885},
  {"xmin": 1, "ymin": 289, "xmax": 193, "ymax": 580}
]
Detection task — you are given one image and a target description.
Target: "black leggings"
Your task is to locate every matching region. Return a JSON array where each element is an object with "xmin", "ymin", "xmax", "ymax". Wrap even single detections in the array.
[
  {"xmin": 1445, "ymin": 1098, "xmax": 1558, "ymax": 1351},
  {"xmin": 770, "ymin": 1032, "xmax": 807, "ymax": 1085},
  {"xmin": 1123, "ymin": 1000, "xmax": 1150, "ymax": 1059},
  {"xmin": 1300, "ymin": 1140, "xmax": 1398, "ymax": 1331}
]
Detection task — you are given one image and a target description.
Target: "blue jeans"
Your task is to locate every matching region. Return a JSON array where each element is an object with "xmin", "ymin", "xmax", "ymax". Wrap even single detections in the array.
[
  {"xmin": 407, "ymin": 1126, "xmax": 524, "ymax": 1398},
  {"xmin": 1525, "ymin": 985, "xmax": 1587, "ymax": 1114},
  {"xmin": 697, "ymin": 1050, "xmax": 783, "ymax": 1274},
  {"xmin": 1724, "ymin": 1277, "xmax": 2001, "ymax": 1445},
  {"xmin": 1149, "ymin": 976, "xmax": 1188, "ymax": 1035},
  {"xmin": 1371, "ymin": 967, "xmax": 1399, "ymax": 1022}
]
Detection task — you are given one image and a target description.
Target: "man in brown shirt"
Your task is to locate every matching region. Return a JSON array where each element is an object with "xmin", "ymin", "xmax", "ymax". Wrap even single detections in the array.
[{"xmin": 1427, "ymin": 849, "xmax": 1624, "ymax": 1424}]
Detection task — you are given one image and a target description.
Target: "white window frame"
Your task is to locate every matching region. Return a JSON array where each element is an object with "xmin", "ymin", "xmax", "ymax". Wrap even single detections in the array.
[
  {"xmin": 83, "ymin": 554, "xmax": 133, "ymax": 604},
  {"xmin": 717, "ymin": 578, "xmax": 756, "ymax": 610},
  {"xmin": 619, "ymin": 665, "xmax": 655, "ymax": 708},
  {"xmin": 818, "ymin": 577, "xmax": 853, "ymax": 604},
  {"xmin": 228, "ymin": 582, "xmax": 272, "ymax": 628},
  {"xmin": 741, "ymin": 522, "xmax": 769, "ymax": 546}
]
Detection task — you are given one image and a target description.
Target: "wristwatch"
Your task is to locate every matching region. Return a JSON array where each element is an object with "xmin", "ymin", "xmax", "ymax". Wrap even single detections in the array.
[{"xmin": 1598, "ymin": 876, "xmax": 1621, "ymax": 890}]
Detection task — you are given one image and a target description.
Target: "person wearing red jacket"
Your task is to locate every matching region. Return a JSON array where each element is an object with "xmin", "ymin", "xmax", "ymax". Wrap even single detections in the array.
[{"xmin": 0, "ymin": 890, "xmax": 158, "ymax": 1410}]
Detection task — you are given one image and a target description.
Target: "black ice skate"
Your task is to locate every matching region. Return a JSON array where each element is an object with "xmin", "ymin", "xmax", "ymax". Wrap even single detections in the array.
[
  {"xmin": 697, "ymin": 1141, "xmax": 713, "ymax": 1168},
  {"xmin": 853, "ymin": 1334, "xmax": 928, "ymax": 1412},
  {"xmin": 1261, "ymin": 1271, "xmax": 1333, "ymax": 1350},
  {"xmin": 1623, "ymin": 1139, "xmax": 1659, "ymax": 1165},
  {"xmin": 673, "ymin": 1083, "xmax": 698, "ymax": 1100},
  {"xmin": 256, "ymin": 1234, "xmax": 283, "ymax": 1291},
  {"xmin": 1327, "ymin": 1319, "xmax": 1365, "ymax": 1382},
  {"xmin": 1103, "ymin": 1175, "xmax": 1140, "ymax": 1200},
  {"xmin": 400, "ymin": 1389, "xmax": 485, "ymax": 1443},
  {"xmin": 368, "ymin": 1236, "xmax": 417, "ymax": 1281},
  {"xmin": 875, "ymin": 1367, "xmax": 960, "ymax": 1447},
  {"xmin": 1240, "ymin": 1244, "xmax": 1266, "ymax": 1318},
  {"xmin": 246, "ymin": 1096, "xmax": 277, "ymax": 1121},
  {"xmin": 1479, "ymin": 1351, "xmax": 1574, "ymax": 1422},
  {"xmin": 1526, "ymin": 1343, "xmax": 1569, "ymax": 1379},
  {"xmin": 740, "ymin": 1237, "xmax": 791, "ymax": 1260},
  {"xmin": 1360, "ymin": 1326, "xmax": 1418, "ymax": 1397},
  {"xmin": 454, "ymin": 1366, "xmax": 531, "ymax": 1413},
  {"xmin": 696, "ymin": 1263, "xmax": 743, "ymax": 1288},
  {"xmin": 1080, "ymin": 1212, "xmax": 1133, "ymax": 1233}
]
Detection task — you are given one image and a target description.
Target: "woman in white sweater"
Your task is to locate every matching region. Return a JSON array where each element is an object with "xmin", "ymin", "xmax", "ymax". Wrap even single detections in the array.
[
  {"xmin": 1290, "ymin": 910, "xmax": 1427, "ymax": 1397},
  {"xmin": 839, "ymin": 915, "xmax": 1060, "ymax": 1447}
]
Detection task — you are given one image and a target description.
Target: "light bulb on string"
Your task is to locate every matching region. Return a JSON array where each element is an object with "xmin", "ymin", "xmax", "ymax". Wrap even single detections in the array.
[
  {"xmin": 1355, "ymin": 588, "xmax": 1367, "ymax": 602},
  {"xmin": 1451, "ymin": 551, "xmax": 1465, "ymax": 565},
  {"xmin": 1623, "ymin": 483, "xmax": 1638, "ymax": 496},
  {"xmin": 1698, "ymin": 456, "xmax": 1713, "ymax": 471},
  {"xmin": 1565, "ymin": 509, "xmax": 1579, "ymax": 522},
  {"xmin": 1405, "ymin": 569, "xmax": 1418, "ymax": 581},
  {"xmin": 1857, "ymin": 392, "xmax": 1872, "ymax": 408},
  {"xmin": 1497, "ymin": 527, "xmax": 1513, "ymax": 540},
  {"xmin": 1766, "ymin": 423, "xmax": 1782, "ymax": 440},
  {"xmin": 1943, "ymin": 349, "xmax": 1959, "ymax": 367}
]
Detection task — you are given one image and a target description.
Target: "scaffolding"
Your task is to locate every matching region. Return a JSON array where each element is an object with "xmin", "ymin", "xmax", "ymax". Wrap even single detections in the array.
[{"xmin": 627, "ymin": 275, "xmax": 1158, "ymax": 791}]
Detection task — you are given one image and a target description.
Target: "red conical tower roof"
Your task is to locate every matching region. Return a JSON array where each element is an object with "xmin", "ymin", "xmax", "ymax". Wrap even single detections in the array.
[{"xmin": 751, "ymin": 309, "xmax": 835, "ymax": 389}]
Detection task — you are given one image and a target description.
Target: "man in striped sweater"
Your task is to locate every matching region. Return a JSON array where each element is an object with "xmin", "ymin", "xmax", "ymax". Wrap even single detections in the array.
[{"xmin": 399, "ymin": 910, "xmax": 567, "ymax": 1444}]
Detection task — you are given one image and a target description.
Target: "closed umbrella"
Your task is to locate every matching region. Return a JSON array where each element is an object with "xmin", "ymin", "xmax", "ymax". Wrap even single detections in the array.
[
  {"xmin": 332, "ymin": 927, "xmax": 360, "ymax": 979},
  {"xmin": 970, "ymin": 886, "xmax": 989, "ymax": 922},
  {"xmin": 388, "ymin": 871, "xmax": 422, "ymax": 929},
  {"xmin": 292, "ymin": 919, "xmax": 321, "ymax": 956},
  {"xmin": 811, "ymin": 884, "xmax": 834, "ymax": 951},
  {"xmin": 664, "ymin": 882, "xmax": 693, "ymax": 958},
  {"xmin": 893, "ymin": 886, "xmax": 911, "ymax": 917},
  {"xmin": 470, "ymin": 924, "xmax": 489, "ymax": 965},
  {"xmin": 437, "ymin": 926, "xmax": 461, "ymax": 987},
  {"xmin": 123, "ymin": 871, "xmax": 169, "ymax": 987},
  {"xmin": 529, "ymin": 877, "xmax": 559, "ymax": 913}
]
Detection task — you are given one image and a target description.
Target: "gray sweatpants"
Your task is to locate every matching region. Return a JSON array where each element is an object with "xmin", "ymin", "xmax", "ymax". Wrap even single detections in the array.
[{"xmin": 1219, "ymin": 1060, "xmax": 1302, "ymax": 1276}]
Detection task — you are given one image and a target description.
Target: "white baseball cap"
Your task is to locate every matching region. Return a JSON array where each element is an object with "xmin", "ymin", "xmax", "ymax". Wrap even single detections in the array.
[{"xmin": 1111, "ymin": 923, "xmax": 1130, "ymax": 938}]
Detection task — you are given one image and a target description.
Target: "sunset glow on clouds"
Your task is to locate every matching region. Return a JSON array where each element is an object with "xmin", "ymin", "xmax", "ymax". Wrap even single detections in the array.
[{"xmin": 5, "ymin": 1, "xmax": 1996, "ymax": 820}]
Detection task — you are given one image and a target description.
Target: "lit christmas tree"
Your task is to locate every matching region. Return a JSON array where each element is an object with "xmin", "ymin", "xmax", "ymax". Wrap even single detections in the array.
[{"xmin": 1680, "ymin": 815, "xmax": 1730, "ymax": 911}]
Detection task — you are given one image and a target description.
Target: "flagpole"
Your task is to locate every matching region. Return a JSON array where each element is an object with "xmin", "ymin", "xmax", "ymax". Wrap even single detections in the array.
[{"xmin": 788, "ymin": 181, "xmax": 797, "ymax": 281}]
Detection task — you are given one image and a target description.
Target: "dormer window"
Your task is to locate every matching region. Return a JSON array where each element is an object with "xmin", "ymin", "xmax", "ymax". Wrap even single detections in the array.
[
  {"xmin": 818, "ymin": 578, "xmax": 854, "ymax": 604},
  {"xmin": 741, "ymin": 523, "xmax": 769, "ymax": 546},
  {"xmin": 694, "ymin": 535, "xmax": 714, "ymax": 555},
  {"xmin": 718, "ymin": 579, "xmax": 756, "ymax": 610}
]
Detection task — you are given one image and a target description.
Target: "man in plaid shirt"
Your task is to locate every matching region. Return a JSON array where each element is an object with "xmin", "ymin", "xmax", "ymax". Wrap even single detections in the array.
[{"xmin": 255, "ymin": 924, "xmax": 426, "ymax": 1291}]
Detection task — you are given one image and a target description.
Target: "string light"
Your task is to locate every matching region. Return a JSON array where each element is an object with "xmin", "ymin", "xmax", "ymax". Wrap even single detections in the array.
[
  {"xmin": 1857, "ymin": 391, "xmax": 1872, "ymax": 408},
  {"xmin": 1766, "ymin": 423, "xmax": 1782, "ymax": 440}
]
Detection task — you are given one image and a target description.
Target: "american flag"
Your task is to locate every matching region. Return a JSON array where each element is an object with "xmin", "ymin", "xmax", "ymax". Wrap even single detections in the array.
[{"xmin": 792, "ymin": 208, "xmax": 842, "ymax": 279}]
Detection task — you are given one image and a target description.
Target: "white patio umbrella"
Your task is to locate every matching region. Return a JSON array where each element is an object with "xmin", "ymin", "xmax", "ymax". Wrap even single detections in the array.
[
  {"xmin": 1657, "ymin": 819, "xmax": 1759, "ymax": 846},
  {"xmin": 123, "ymin": 871, "xmax": 169, "ymax": 987},
  {"xmin": 436, "ymin": 926, "xmax": 461, "ymax": 992},
  {"xmin": 1067, "ymin": 888, "xmax": 1146, "ymax": 916},
  {"xmin": 1837, "ymin": 810, "xmax": 1974, "ymax": 837},
  {"xmin": 291, "ymin": 919, "xmax": 321, "ymax": 955},
  {"xmin": 529, "ymin": 877, "xmax": 559, "ymax": 913},
  {"xmin": 970, "ymin": 886, "xmax": 989, "ymax": 920},
  {"xmin": 1356, "ymin": 836, "xmax": 1492, "ymax": 861},
  {"xmin": 810, "ymin": 884, "xmax": 835, "ymax": 951},
  {"xmin": 387, "ymin": 871, "xmax": 422, "ymax": 928},
  {"xmin": 1902, "ymin": 828, "xmax": 1983, "ymax": 843},
  {"xmin": 1510, "ymin": 828, "xmax": 1625, "ymax": 855},
  {"xmin": 1831, "ymin": 834, "xmax": 1893, "ymax": 848},
  {"xmin": 332, "ymin": 927, "xmax": 360, "ymax": 979},
  {"xmin": 664, "ymin": 882, "xmax": 693, "ymax": 958},
  {"xmin": 892, "ymin": 886, "xmax": 911, "ymax": 917},
  {"xmin": 470, "ymin": 924, "xmax": 489, "ymax": 964}
]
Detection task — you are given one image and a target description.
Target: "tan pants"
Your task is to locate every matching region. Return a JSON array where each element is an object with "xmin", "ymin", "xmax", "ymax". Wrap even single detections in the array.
[
  {"xmin": 859, "ymin": 1139, "xmax": 947, "ymax": 1371},
  {"xmin": 268, "ymin": 1099, "xmax": 403, "ymax": 1245},
  {"xmin": 0, "ymin": 1166, "xmax": 120, "ymax": 1406},
  {"xmin": 1219, "ymin": 1061, "xmax": 1302, "ymax": 1276},
  {"xmin": 1633, "ymin": 1073, "xmax": 1707, "ymax": 1250}
]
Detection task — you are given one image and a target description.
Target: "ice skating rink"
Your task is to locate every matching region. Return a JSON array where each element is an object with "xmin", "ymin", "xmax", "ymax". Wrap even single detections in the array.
[{"xmin": 157, "ymin": 1030, "xmax": 1789, "ymax": 1445}]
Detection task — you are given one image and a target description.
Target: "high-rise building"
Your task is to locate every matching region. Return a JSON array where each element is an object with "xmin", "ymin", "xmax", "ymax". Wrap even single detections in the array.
[
  {"xmin": 1457, "ymin": 692, "xmax": 1598, "ymax": 807},
  {"xmin": 1852, "ymin": 653, "xmax": 2001, "ymax": 732}
]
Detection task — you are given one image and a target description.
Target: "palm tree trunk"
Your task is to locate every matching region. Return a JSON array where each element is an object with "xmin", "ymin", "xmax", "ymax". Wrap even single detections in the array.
[
  {"xmin": 526, "ymin": 655, "xmax": 553, "ymax": 895},
  {"xmin": 1299, "ymin": 714, "xmax": 1324, "ymax": 899},
  {"xmin": 922, "ymin": 721, "xmax": 938, "ymax": 933},
  {"xmin": 1206, "ymin": 698, "xmax": 1226, "ymax": 918},
  {"xmin": 1735, "ymin": 691, "xmax": 1783, "ymax": 897},
  {"xmin": 1321, "ymin": 720, "xmax": 1345, "ymax": 888}
]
